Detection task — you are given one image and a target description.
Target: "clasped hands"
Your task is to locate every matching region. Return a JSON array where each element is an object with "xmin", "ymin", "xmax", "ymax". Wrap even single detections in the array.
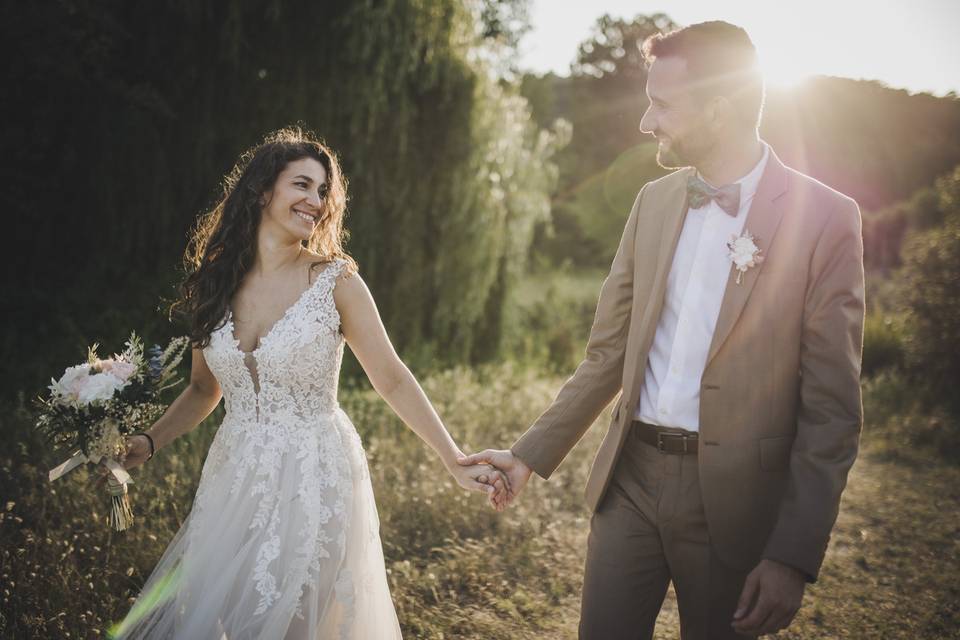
[{"xmin": 452, "ymin": 449, "xmax": 531, "ymax": 512}]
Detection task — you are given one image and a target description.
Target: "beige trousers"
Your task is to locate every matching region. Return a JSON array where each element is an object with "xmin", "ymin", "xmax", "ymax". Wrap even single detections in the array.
[{"xmin": 579, "ymin": 424, "xmax": 756, "ymax": 639}]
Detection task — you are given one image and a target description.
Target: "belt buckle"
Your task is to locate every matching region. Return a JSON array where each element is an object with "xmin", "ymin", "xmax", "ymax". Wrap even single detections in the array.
[{"xmin": 657, "ymin": 431, "xmax": 692, "ymax": 454}]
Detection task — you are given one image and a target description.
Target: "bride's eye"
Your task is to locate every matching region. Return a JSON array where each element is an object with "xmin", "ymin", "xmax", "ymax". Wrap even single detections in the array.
[{"xmin": 295, "ymin": 181, "xmax": 309, "ymax": 189}]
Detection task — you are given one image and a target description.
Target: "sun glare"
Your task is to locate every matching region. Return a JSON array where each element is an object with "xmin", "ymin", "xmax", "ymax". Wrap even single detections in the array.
[{"xmin": 759, "ymin": 45, "xmax": 813, "ymax": 89}]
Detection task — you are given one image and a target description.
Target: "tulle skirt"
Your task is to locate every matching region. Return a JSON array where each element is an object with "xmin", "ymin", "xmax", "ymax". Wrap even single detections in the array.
[{"xmin": 113, "ymin": 407, "xmax": 402, "ymax": 639}]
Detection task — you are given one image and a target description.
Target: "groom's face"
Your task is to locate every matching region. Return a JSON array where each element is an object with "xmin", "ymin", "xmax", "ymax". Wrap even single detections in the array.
[{"xmin": 639, "ymin": 56, "xmax": 716, "ymax": 169}]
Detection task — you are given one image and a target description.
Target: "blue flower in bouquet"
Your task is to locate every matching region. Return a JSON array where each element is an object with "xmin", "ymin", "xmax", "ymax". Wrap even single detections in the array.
[{"xmin": 147, "ymin": 345, "xmax": 165, "ymax": 382}]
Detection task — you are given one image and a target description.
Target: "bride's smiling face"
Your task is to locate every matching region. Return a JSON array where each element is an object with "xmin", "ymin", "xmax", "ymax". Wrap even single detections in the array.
[{"xmin": 260, "ymin": 157, "xmax": 329, "ymax": 242}]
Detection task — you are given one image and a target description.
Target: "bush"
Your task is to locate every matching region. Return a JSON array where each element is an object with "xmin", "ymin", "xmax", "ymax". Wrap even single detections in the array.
[
  {"xmin": 861, "ymin": 370, "xmax": 959, "ymax": 464},
  {"xmin": 898, "ymin": 217, "xmax": 960, "ymax": 415},
  {"xmin": 861, "ymin": 312, "xmax": 906, "ymax": 376},
  {"xmin": 505, "ymin": 270, "xmax": 604, "ymax": 373}
]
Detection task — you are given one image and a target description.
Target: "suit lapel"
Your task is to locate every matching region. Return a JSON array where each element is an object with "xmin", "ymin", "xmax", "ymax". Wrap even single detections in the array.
[{"xmin": 704, "ymin": 150, "xmax": 790, "ymax": 370}]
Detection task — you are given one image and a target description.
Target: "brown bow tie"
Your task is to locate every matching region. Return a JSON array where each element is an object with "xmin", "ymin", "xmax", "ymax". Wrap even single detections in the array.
[{"xmin": 687, "ymin": 174, "xmax": 741, "ymax": 217}]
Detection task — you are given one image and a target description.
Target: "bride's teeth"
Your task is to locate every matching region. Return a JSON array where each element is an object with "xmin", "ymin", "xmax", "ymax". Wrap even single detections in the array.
[{"xmin": 294, "ymin": 210, "xmax": 315, "ymax": 223}]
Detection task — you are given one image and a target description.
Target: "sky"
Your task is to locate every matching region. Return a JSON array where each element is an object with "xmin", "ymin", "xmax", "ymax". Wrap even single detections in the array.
[{"xmin": 519, "ymin": 0, "xmax": 960, "ymax": 97}]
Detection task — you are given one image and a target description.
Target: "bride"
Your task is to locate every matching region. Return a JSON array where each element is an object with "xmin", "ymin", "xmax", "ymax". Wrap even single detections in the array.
[{"xmin": 108, "ymin": 127, "xmax": 509, "ymax": 639}]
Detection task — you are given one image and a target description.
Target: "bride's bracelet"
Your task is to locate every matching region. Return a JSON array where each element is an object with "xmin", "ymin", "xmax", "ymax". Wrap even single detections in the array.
[{"xmin": 133, "ymin": 431, "xmax": 156, "ymax": 460}]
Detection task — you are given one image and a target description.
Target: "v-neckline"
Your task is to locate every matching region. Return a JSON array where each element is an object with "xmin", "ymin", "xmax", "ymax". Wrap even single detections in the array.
[{"xmin": 226, "ymin": 262, "xmax": 335, "ymax": 357}]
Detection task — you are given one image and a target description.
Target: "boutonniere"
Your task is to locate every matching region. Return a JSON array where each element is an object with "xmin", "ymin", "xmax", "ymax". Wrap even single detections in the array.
[{"xmin": 726, "ymin": 230, "xmax": 764, "ymax": 284}]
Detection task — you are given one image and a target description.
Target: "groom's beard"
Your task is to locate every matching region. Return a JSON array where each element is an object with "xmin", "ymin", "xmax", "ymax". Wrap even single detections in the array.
[
  {"xmin": 655, "ymin": 135, "xmax": 698, "ymax": 169},
  {"xmin": 656, "ymin": 139, "xmax": 687, "ymax": 169},
  {"xmin": 654, "ymin": 126, "xmax": 714, "ymax": 170}
]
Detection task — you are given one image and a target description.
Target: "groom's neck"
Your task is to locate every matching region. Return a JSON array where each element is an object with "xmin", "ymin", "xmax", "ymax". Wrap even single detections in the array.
[{"xmin": 695, "ymin": 132, "xmax": 763, "ymax": 186}]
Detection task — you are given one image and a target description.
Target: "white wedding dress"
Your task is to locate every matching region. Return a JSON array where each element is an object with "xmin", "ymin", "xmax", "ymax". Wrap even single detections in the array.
[{"xmin": 116, "ymin": 258, "xmax": 402, "ymax": 639}]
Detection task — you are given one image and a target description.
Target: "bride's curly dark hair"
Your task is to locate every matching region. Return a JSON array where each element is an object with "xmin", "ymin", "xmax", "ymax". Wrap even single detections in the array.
[{"xmin": 171, "ymin": 127, "xmax": 356, "ymax": 349}]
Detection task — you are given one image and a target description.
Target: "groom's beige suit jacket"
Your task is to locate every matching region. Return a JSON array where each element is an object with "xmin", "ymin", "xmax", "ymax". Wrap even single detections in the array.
[{"xmin": 512, "ymin": 147, "xmax": 865, "ymax": 582}]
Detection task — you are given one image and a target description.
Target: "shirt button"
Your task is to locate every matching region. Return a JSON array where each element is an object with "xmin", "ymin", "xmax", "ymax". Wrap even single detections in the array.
[{"xmin": 659, "ymin": 408, "xmax": 667, "ymax": 415}]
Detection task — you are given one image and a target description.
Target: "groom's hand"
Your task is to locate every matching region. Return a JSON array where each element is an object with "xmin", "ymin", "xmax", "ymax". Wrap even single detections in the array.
[
  {"xmin": 732, "ymin": 558, "xmax": 806, "ymax": 636},
  {"xmin": 456, "ymin": 449, "xmax": 532, "ymax": 512}
]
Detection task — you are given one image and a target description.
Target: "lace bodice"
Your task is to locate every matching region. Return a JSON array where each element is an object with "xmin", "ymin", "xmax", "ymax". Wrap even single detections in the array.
[{"xmin": 204, "ymin": 258, "xmax": 347, "ymax": 425}]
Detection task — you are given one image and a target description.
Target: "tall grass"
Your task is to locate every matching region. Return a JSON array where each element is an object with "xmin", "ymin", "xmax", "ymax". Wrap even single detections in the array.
[{"xmin": 0, "ymin": 364, "xmax": 608, "ymax": 639}]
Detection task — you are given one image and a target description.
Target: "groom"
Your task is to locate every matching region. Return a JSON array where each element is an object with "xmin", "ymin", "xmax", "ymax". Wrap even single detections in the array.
[{"xmin": 460, "ymin": 20, "xmax": 865, "ymax": 639}]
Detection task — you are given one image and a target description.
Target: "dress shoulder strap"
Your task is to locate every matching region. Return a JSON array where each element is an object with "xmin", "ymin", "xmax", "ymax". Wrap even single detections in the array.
[{"xmin": 306, "ymin": 257, "xmax": 349, "ymax": 330}]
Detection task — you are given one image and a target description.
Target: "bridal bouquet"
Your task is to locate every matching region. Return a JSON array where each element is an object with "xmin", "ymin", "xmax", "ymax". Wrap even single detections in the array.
[{"xmin": 36, "ymin": 332, "xmax": 190, "ymax": 531}]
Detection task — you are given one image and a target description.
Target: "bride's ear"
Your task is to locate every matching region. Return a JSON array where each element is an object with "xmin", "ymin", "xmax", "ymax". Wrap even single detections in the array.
[{"xmin": 257, "ymin": 189, "xmax": 273, "ymax": 208}]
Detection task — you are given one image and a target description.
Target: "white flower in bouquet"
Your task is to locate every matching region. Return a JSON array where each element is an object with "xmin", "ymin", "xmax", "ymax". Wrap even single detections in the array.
[
  {"xmin": 78, "ymin": 371, "xmax": 129, "ymax": 404},
  {"xmin": 50, "ymin": 363, "xmax": 91, "ymax": 405},
  {"xmin": 49, "ymin": 357, "xmax": 137, "ymax": 406}
]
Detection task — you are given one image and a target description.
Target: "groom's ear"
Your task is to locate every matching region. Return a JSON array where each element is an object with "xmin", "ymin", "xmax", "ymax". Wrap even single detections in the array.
[{"xmin": 706, "ymin": 95, "xmax": 733, "ymax": 130}]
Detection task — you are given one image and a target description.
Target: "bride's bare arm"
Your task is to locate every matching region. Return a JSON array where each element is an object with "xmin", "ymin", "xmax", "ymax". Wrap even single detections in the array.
[{"xmin": 333, "ymin": 271, "xmax": 508, "ymax": 501}]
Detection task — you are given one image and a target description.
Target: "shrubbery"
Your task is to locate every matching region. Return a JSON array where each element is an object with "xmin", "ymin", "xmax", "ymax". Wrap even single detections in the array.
[{"xmin": 898, "ymin": 215, "xmax": 960, "ymax": 414}]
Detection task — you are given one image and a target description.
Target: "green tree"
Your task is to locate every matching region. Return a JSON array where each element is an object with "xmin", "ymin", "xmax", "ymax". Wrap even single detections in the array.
[{"xmin": 1, "ymin": 0, "xmax": 562, "ymax": 393}]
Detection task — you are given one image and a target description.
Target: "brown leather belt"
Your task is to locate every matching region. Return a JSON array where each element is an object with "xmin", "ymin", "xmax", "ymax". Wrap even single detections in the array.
[{"xmin": 632, "ymin": 420, "xmax": 699, "ymax": 455}]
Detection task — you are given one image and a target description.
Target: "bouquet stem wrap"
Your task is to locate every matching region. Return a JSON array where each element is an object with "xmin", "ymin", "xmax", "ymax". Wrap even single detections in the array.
[
  {"xmin": 107, "ymin": 473, "xmax": 135, "ymax": 531},
  {"xmin": 49, "ymin": 451, "xmax": 135, "ymax": 532}
]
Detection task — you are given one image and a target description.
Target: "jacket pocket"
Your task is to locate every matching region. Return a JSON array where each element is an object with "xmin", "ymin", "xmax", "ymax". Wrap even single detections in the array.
[{"xmin": 759, "ymin": 435, "xmax": 793, "ymax": 471}]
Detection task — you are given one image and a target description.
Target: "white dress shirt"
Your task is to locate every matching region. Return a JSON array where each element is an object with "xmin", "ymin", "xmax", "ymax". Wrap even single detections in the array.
[{"xmin": 635, "ymin": 143, "xmax": 770, "ymax": 431}]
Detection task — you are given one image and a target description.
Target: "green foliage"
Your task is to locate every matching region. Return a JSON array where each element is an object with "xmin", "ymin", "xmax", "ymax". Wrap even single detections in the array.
[
  {"xmin": 536, "ymin": 141, "xmax": 662, "ymax": 267},
  {"xmin": 861, "ymin": 370, "xmax": 959, "ymax": 464},
  {"xmin": 862, "ymin": 165, "xmax": 960, "ymax": 270},
  {"xmin": 897, "ymin": 215, "xmax": 960, "ymax": 414},
  {"xmin": 1, "ymin": 0, "xmax": 561, "ymax": 397},
  {"xmin": 861, "ymin": 313, "xmax": 907, "ymax": 377},
  {"xmin": 504, "ymin": 270, "xmax": 604, "ymax": 372}
]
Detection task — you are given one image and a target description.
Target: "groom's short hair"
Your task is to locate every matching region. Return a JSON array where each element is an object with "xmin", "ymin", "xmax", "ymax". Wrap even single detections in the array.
[{"xmin": 642, "ymin": 21, "xmax": 765, "ymax": 130}]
